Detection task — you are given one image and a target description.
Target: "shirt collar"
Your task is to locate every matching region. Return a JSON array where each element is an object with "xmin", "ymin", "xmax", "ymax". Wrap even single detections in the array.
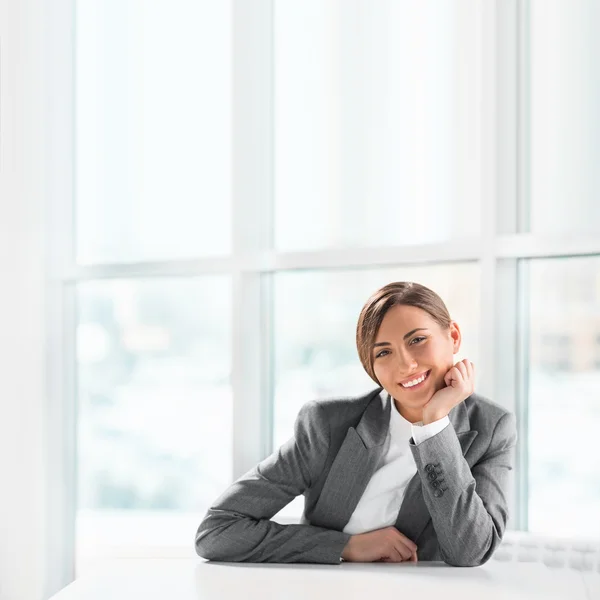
[{"xmin": 380, "ymin": 389, "xmax": 414, "ymax": 437}]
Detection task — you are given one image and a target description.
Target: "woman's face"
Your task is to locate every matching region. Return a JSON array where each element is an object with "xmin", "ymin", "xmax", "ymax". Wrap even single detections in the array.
[{"xmin": 372, "ymin": 304, "xmax": 461, "ymax": 417}]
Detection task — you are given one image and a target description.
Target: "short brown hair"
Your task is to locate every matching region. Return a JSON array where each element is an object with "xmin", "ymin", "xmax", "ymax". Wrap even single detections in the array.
[{"xmin": 356, "ymin": 282, "xmax": 452, "ymax": 385}]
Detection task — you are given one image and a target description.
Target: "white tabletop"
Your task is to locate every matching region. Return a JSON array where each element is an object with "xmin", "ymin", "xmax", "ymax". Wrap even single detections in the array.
[{"xmin": 50, "ymin": 558, "xmax": 600, "ymax": 600}]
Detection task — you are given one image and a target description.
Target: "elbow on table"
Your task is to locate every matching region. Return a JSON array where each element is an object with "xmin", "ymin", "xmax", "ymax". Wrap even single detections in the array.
[
  {"xmin": 195, "ymin": 524, "xmax": 219, "ymax": 560},
  {"xmin": 442, "ymin": 534, "xmax": 498, "ymax": 567},
  {"xmin": 195, "ymin": 527, "xmax": 242, "ymax": 562},
  {"xmin": 195, "ymin": 514, "xmax": 247, "ymax": 562},
  {"xmin": 195, "ymin": 531, "xmax": 222, "ymax": 561},
  {"xmin": 443, "ymin": 553, "xmax": 492, "ymax": 568}
]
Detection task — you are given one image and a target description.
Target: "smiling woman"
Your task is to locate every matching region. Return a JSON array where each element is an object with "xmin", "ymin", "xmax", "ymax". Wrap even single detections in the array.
[
  {"xmin": 356, "ymin": 282, "xmax": 475, "ymax": 425},
  {"xmin": 195, "ymin": 280, "xmax": 517, "ymax": 566}
]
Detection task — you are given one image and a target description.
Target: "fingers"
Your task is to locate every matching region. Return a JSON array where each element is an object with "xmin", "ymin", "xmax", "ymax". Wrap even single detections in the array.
[
  {"xmin": 455, "ymin": 359, "xmax": 476, "ymax": 382},
  {"xmin": 444, "ymin": 368, "xmax": 455, "ymax": 386},
  {"xmin": 392, "ymin": 542, "xmax": 413, "ymax": 562},
  {"xmin": 455, "ymin": 361, "xmax": 468, "ymax": 380},
  {"xmin": 377, "ymin": 529, "xmax": 418, "ymax": 563},
  {"xmin": 388, "ymin": 544, "xmax": 417, "ymax": 563},
  {"xmin": 394, "ymin": 531, "xmax": 417, "ymax": 553},
  {"xmin": 445, "ymin": 365, "xmax": 461, "ymax": 386},
  {"xmin": 392, "ymin": 530, "xmax": 417, "ymax": 562}
]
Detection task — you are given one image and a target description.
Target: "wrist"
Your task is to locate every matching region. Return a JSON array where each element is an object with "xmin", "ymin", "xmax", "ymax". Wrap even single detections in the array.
[
  {"xmin": 341, "ymin": 536, "xmax": 354, "ymax": 561},
  {"xmin": 422, "ymin": 411, "xmax": 447, "ymax": 425}
]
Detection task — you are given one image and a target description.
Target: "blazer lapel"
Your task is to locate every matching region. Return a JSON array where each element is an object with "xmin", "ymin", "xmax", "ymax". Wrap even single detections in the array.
[
  {"xmin": 309, "ymin": 388, "xmax": 390, "ymax": 531},
  {"xmin": 394, "ymin": 400, "xmax": 478, "ymax": 543}
]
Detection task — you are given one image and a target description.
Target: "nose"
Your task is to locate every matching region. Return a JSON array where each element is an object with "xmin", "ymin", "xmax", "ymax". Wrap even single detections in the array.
[{"xmin": 396, "ymin": 350, "xmax": 418, "ymax": 375}]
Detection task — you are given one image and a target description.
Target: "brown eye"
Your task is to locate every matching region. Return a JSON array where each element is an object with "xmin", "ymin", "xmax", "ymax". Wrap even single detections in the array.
[{"xmin": 409, "ymin": 336, "xmax": 426, "ymax": 345}]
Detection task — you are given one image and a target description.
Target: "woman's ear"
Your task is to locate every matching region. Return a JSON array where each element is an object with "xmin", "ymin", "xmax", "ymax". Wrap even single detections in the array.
[{"xmin": 449, "ymin": 320, "xmax": 461, "ymax": 354}]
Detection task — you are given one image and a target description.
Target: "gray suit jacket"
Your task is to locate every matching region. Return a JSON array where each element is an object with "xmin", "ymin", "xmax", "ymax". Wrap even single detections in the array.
[{"xmin": 195, "ymin": 387, "xmax": 517, "ymax": 566}]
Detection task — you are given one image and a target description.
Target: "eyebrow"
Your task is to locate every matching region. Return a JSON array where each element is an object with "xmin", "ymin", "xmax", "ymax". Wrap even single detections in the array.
[{"xmin": 372, "ymin": 328, "xmax": 428, "ymax": 348}]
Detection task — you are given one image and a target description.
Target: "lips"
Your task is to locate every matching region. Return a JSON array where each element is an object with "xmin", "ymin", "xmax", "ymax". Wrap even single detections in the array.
[{"xmin": 399, "ymin": 369, "xmax": 431, "ymax": 390}]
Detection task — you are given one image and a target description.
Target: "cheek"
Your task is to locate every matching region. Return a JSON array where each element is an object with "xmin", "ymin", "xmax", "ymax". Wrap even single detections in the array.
[
  {"xmin": 373, "ymin": 362, "xmax": 382, "ymax": 379},
  {"xmin": 373, "ymin": 361, "xmax": 390, "ymax": 384},
  {"xmin": 420, "ymin": 341, "xmax": 452, "ymax": 365}
]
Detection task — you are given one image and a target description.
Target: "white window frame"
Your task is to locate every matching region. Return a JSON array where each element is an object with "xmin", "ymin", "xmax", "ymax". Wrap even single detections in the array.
[{"xmin": 43, "ymin": 0, "xmax": 600, "ymax": 597}]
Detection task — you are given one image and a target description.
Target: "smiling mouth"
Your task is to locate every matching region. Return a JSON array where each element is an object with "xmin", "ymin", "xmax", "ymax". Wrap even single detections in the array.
[{"xmin": 399, "ymin": 369, "xmax": 431, "ymax": 390}]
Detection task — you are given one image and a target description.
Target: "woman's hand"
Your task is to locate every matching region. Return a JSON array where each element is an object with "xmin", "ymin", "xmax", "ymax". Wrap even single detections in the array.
[
  {"xmin": 341, "ymin": 527, "xmax": 418, "ymax": 563},
  {"xmin": 421, "ymin": 359, "xmax": 475, "ymax": 425}
]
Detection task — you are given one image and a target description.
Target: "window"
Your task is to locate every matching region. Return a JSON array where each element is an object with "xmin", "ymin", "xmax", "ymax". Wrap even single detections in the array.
[
  {"xmin": 273, "ymin": 0, "xmax": 480, "ymax": 251},
  {"xmin": 75, "ymin": 0, "xmax": 232, "ymax": 264},
  {"xmin": 526, "ymin": 0, "xmax": 600, "ymax": 236},
  {"xmin": 521, "ymin": 0, "xmax": 600, "ymax": 537},
  {"xmin": 72, "ymin": 0, "xmax": 233, "ymax": 574},
  {"xmin": 527, "ymin": 257, "xmax": 600, "ymax": 537},
  {"xmin": 537, "ymin": 334, "xmax": 572, "ymax": 372},
  {"xmin": 75, "ymin": 277, "xmax": 231, "ymax": 567}
]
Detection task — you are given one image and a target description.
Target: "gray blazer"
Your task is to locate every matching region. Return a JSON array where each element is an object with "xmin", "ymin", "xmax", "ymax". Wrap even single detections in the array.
[{"xmin": 195, "ymin": 387, "xmax": 517, "ymax": 566}]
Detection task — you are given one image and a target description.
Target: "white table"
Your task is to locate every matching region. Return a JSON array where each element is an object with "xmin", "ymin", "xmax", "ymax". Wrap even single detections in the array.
[{"xmin": 50, "ymin": 558, "xmax": 600, "ymax": 600}]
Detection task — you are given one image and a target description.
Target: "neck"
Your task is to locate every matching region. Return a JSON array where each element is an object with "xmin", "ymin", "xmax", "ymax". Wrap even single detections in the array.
[{"xmin": 393, "ymin": 399, "xmax": 423, "ymax": 424}]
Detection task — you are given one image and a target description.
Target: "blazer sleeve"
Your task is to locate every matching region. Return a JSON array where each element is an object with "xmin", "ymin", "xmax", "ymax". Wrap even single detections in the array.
[
  {"xmin": 195, "ymin": 400, "xmax": 352, "ymax": 564},
  {"xmin": 409, "ymin": 411, "xmax": 518, "ymax": 567}
]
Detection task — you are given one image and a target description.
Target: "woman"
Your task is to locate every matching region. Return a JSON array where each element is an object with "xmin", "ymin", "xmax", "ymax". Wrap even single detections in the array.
[{"xmin": 195, "ymin": 281, "xmax": 517, "ymax": 566}]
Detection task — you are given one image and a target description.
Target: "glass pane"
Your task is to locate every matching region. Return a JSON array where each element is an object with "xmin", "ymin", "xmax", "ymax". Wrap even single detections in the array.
[
  {"xmin": 75, "ymin": 0, "xmax": 232, "ymax": 264},
  {"xmin": 75, "ymin": 277, "xmax": 231, "ymax": 570},
  {"xmin": 528, "ymin": 257, "xmax": 600, "ymax": 536},
  {"xmin": 274, "ymin": 1, "xmax": 480, "ymax": 250},
  {"xmin": 526, "ymin": 0, "xmax": 600, "ymax": 234},
  {"xmin": 273, "ymin": 264, "xmax": 481, "ymax": 453}
]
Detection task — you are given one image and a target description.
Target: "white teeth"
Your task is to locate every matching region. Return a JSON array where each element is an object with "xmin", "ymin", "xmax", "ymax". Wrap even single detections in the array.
[{"xmin": 401, "ymin": 372, "xmax": 428, "ymax": 388}]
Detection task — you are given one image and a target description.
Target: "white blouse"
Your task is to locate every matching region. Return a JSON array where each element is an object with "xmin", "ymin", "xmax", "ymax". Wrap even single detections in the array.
[{"xmin": 342, "ymin": 390, "xmax": 449, "ymax": 535}]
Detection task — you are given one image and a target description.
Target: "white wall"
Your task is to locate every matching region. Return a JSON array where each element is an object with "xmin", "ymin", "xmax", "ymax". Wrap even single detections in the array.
[{"xmin": 0, "ymin": 0, "xmax": 48, "ymax": 598}]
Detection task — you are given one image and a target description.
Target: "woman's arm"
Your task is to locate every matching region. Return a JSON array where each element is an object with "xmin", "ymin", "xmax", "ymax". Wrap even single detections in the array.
[
  {"xmin": 409, "ymin": 411, "xmax": 517, "ymax": 566},
  {"xmin": 195, "ymin": 400, "xmax": 352, "ymax": 564}
]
